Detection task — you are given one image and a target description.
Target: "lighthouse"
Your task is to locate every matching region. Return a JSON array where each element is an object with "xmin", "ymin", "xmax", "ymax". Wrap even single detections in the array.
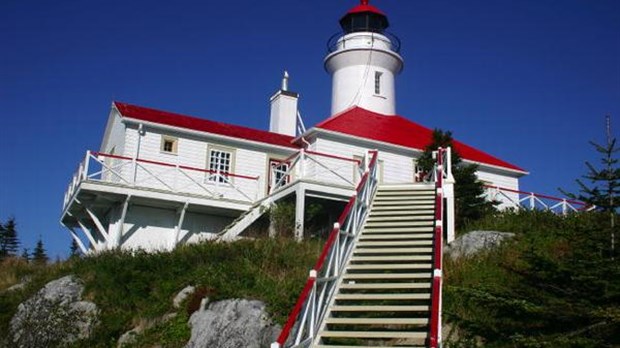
[{"xmin": 325, "ymin": 0, "xmax": 404, "ymax": 116}]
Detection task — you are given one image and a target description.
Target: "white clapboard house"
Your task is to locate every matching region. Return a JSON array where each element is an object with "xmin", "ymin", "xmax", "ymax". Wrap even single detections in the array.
[{"xmin": 60, "ymin": 1, "xmax": 527, "ymax": 254}]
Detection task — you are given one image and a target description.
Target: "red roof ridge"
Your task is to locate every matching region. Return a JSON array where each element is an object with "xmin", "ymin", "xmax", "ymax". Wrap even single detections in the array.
[
  {"xmin": 113, "ymin": 101, "xmax": 298, "ymax": 149},
  {"xmin": 314, "ymin": 106, "xmax": 526, "ymax": 173}
]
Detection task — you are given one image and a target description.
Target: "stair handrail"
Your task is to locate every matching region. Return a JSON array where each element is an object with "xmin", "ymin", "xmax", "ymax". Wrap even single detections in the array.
[
  {"xmin": 429, "ymin": 147, "xmax": 447, "ymax": 348},
  {"xmin": 272, "ymin": 150, "xmax": 379, "ymax": 348}
]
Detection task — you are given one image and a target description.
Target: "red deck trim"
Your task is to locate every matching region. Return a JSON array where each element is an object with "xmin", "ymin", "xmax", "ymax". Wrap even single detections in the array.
[{"xmin": 92, "ymin": 151, "xmax": 259, "ymax": 180}]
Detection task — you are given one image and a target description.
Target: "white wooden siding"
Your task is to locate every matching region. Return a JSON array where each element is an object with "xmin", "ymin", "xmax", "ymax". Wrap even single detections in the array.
[{"xmin": 117, "ymin": 124, "xmax": 279, "ymax": 201}]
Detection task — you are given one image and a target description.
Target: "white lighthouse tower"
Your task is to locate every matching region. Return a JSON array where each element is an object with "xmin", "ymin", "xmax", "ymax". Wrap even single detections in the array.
[{"xmin": 325, "ymin": 0, "xmax": 404, "ymax": 116}]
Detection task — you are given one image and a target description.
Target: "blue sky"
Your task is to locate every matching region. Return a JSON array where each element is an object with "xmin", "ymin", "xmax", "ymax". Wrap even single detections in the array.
[{"xmin": 1, "ymin": 0, "xmax": 619, "ymax": 258}]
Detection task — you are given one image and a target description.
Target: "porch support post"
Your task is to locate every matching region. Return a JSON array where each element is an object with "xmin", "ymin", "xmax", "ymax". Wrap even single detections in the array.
[
  {"xmin": 68, "ymin": 227, "xmax": 88, "ymax": 254},
  {"xmin": 85, "ymin": 206, "xmax": 109, "ymax": 244},
  {"xmin": 76, "ymin": 218, "xmax": 98, "ymax": 251},
  {"xmin": 174, "ymin": 202, "xmax": 189, "ymax": 247},
  {"xmin": 295, "ymin": 186, "xmax": 306, "ymax": 241},
  {"xmin": 112, "ymin": 195, "xmax": 131, "ymax": 248}
]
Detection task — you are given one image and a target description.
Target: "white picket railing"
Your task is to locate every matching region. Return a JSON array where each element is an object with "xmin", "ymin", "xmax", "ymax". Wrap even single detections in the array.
[
  {"xmin": 63, "ymin": 151, "xmax": 261, "ymax": 210},
  {"xmin": 484, "ymin": 185, "xmax": 593, "ymax": 215},
  {"xmin": 269, "ymin": 149, "xmax": 361, "ymax": 195},
  {"xmin": 271, "ymin": 150, "xmax": 378, "ymax": 348}
]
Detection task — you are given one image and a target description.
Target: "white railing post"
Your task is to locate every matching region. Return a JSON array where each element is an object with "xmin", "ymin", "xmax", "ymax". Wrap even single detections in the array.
[
  {"xmin": 83, "ymin": 151, "xmax": 91, "ymax": 180},
  {"xmin": 300, "ymin": 148, "xmax": 306, "ymax": 179}
]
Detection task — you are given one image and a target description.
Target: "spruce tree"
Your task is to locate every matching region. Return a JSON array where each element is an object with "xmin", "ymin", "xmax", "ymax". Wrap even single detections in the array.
[
  {"xmin": 69, "ymin": 239, "xmax": 80, "ymax": 258},
  {"xmin": 0, "ymin": 217, "xmax": 20, "ymax": 259},
  {"xmin": 32, "ymin": 238, "xmax": 49, "ymax": 265},
  {"xmin": 560, "ymin": 115, "xmax": 619, "ymax": 256},
  {"xmin": 418, "ymin": 129, "xmax": 496, "ymax": 228},
  {"xmin": 21, "ymin": 248, "xmax": 29, "ymax": 262}
]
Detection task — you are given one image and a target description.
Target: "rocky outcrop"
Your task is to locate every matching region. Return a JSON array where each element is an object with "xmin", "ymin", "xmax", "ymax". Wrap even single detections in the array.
[
  {"xmin": 9, "ymin": 275, "xmax": 99, "ymax": 348},
  {"xmin": 117, "ymin": 285, "xmax": 195, "ymax": 347},
  {"xmin": 186, "ymin": 299, "xmax": 281, "ymax": 348},
  {"xmin": 445, "ymin": 230, "xmax": 515, "ymax": 260}
]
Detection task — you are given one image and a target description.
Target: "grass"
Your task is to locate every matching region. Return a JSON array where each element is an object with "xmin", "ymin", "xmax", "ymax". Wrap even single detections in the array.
[
  {"xmin": 0, "ymin": 237, "xmax": 323, "ymax": 347},
  {"xmin": 444, "ymin": 210, "xmax": 620, "ymax": 347}
]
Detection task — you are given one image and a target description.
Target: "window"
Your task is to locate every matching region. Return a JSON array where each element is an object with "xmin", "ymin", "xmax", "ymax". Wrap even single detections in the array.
[
  {"xmin": 161, "ymin": 136, "xmax": 178, "ymax": 154},
  {"xmin": 374, "ymin": 71, "xmax": 383, "ymax": 95},
  {"xmin": 270, "ymin": 161, "xmax": 290, "ymax": 190},
  {"xmin": 207, "ymin": 148, "xmax": 233, "ymax": 183}
]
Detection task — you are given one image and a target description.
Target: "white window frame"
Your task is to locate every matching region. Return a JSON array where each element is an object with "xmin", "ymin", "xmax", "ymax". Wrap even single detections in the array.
[
  {"xmin": 206, "ymin": 146, "xmax": 235, "ymax": 184},
  {"xmin": 374, "ymin": 71, "xmax": 383, "ymax": 95},
  {"xmin": 160, "ymin": 136, "xmax": 178, "ymax": 155}
]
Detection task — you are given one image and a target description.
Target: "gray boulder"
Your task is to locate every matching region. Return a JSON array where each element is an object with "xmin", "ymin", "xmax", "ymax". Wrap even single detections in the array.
[
  {"xmin": 10, "ymin": 275, "xmax": 99, "ymax": 348},
  {"xmin": 186, "ymin": 299, "xmax": 281, "ymax": 348},
  {"xmin": 445, "ymin": 230, "xmax": 515, "ymax": 260}
]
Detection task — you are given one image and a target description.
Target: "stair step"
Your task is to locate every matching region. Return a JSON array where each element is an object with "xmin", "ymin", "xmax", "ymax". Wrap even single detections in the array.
[
  {"xmin": 342, "ymin": 273, "xmax": 431, "ymax": 280},
  {"xmin": 375, "ymin": 195, "xmax": 435, "ymax": 202},
  {"xmin": 325, "ymin": 317, "xmax": 429, "ymax": 325},
  {"xmin": 335, "ymin": 293, "xmax": 431, "ymax": 300},
  {"xmin": 377, "ymin": 184, "xmax": 434, "ymax": 191},
  {"xmin": 363, "ymin": 226, "xmax": 435, "ymax": 236},
  {"xmin": 330, "ymin": 305, "xmax": 430, "ymax": 312},
  {"xmin": 350, "ymin": 255, "xmax": 432, "ymax": 262},
  {"xmin": 346, "ymin": 263, "xmax": 432, "ymax": 270},
  {"xmin": 374, "ymin": 200, "xmax": 436, "ymax": 206},
  {"xmin": 356, "ymin": 240, "xmax": 433, "ymax": 247},
  {"xmin": 318, "ymin": 330, "xmax": 428, "ymax": 339},
  {"xmin": 366, "ymin": 220, "xmax": 434, "ymax": 228},
  {"xmin": 369, "ymin": 210, "xmax": 434, "ymax": 217},
  {"xmin": 340, "ymin": 282, "xmax": 431, "ymax": 290},
  {"xmin": 376, "ymin": 189, "xmax": 434, "ymax": 194},
  {"xmin": 359, "ymin": 233, "xmax": 433, "ymax": 240},
  {"xmin": 363, "ymin": 227, "xmax": 434, "ymax": 233},
  {"xmin": 314, "ymin": 345, "xmax": 425, "ymax": 348},
  {"xmin": 371, "ymin": 204, "xmax": 435, "ymax": 211},
  {"xmin": 354, "ymin": 247, "xmax": 433, "ymax": 254},
  {"xmin": 367, "ymin": 214, "xmax": 434, "ymax": 222}
]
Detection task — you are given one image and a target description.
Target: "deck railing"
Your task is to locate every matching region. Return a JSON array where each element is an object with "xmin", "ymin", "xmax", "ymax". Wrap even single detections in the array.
[
  {"xmin": 271, "ymin": 150, "xmax": 378, "ymax": 348},
  {"xmin": 429, "ymin": 147, "xmax": 448, "ymax": 348},
  {"xmin": 484, "ymin": 185, "xmax": 593, "ymax": 215},
  {"xmin": 63, "ymin": 151, "xmax": 260, "ymax": 210},
  {"xmin": 269, "ymin": 149, "xmax": 362, "ymax": 194}
]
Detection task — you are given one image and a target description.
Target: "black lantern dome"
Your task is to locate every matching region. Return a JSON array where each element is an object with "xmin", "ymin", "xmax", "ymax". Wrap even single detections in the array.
[{"xmin": 339, "ymin": 0, "xmax": 389, "ymax": 34}]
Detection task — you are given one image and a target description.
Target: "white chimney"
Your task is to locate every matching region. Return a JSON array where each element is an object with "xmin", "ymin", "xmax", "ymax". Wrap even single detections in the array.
[{"xmin": 269, "ymin": 71, "xmax": 299, "ymax": 136}]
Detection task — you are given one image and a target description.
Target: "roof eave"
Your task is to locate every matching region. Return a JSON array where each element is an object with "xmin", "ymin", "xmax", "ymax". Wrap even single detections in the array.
[
  {"xmin": 121, "ymin": 116, "xmax": 300, "ymax": 152},
  {"xmin": 309, "ymin": 127, "xmax": 527, "ymax": 176}
]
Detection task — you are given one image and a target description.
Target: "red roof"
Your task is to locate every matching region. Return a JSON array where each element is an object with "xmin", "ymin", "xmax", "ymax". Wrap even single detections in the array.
[
  {"xmin": 315, "ymin": 107, "xmax": 526, "ymax": 173},
  {"xmin": 114, "ymin": 102, "xmax": 298, "ymax": 148}
]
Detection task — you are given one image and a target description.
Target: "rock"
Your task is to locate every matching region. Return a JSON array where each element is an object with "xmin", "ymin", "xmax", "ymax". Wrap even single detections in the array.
[
  {"xmin": 9, "ymin": 275, "xmax": 99, "ymax": 348},
  {"xmin": 186, "ymin": 299, "xmax": 281, "ymax": 348},
  {"xmin": 445, "ymin": 230, "xmax": 515, "ymax": 260},
  {"xmin": 117, "ymin": 313, "xmax": 178, "ymax": 347},
  {"xmin": 173, "ymin": 285, "xmax": 196, "ymax": 309}
]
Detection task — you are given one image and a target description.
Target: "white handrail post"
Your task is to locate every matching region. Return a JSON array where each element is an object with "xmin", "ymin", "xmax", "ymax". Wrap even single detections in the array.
[
  {"xmin": 83, "ymin": 151, "xmax": 91, "ymax": 180},
  {"xmin": 529, "ymin": 193, "xmax": 535, "ymax": 210},
  {"xmin": 562, "ymin": 199, "xmax": 568, "ymax": 216},
  {"xmin": 300, "ymin": 149, "xmax": 306, "ymax": 179}
]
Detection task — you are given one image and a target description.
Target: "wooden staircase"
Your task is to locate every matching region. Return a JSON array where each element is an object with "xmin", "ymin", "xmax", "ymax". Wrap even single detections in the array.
[{"xmin": 312, "ymin": 184, "xmax": 437, "ymax": 348}]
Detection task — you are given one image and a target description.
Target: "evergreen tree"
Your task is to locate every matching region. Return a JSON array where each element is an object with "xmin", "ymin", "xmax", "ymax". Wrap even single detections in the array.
[
  {"xmin": 0, "ymin": 217, "xmax": 20, "ymax": 259},
  {"xmin": 21, "ymin": 248, "xmax": 29, "ymax": 262},
  {"xmin": 32, "ymin": 237, "xmax": 49, "ymax": 265},
  {"xmin": 418, "ymin": 129, "xmax": 496, "ymax": 228},
  {"xmin": 560, "ymin": 115, "xmax": 619, "ymax": 256},
  {"xmin": 69, "ymin": 239, "xmax": 81, "ymax": 258}
]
